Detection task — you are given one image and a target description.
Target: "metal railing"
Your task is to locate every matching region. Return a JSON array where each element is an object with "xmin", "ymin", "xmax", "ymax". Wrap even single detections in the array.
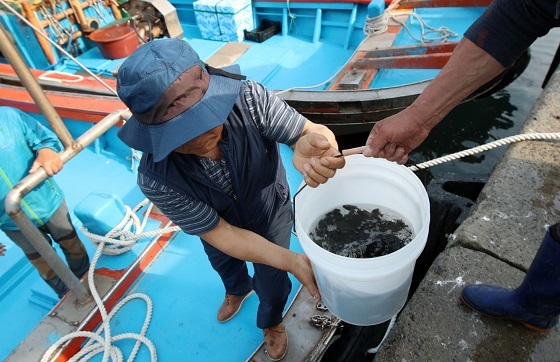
[{"xmin": 0, "ymin": 23, "xmax": 131, "ymax": 303}]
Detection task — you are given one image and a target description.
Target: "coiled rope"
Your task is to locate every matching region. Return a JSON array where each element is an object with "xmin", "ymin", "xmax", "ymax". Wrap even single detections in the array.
[
  {"xmin": 41, "ymin": 200, "xmax": 180, "ymax": 362},
  {"xmin": 363, "ymin": 11, "xmax": 389, "ymax": 36},
  {"xmin": 363, "ymin": 0, "xmax": 458, "ymax": 42},
  {"xmin": 408, "ymin": 132, "xmax": 560, "ymax": 172}
]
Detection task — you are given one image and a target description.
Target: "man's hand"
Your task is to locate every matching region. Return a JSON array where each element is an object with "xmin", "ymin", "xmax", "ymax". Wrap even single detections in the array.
[
  {"xmin": 363, "ymin": 109, "xmax": 431, "ymax": 164},
  {"xmin": 201, "ymin": 219, "xmax": 321, "ymax": 300},
  {"xmin": 292, "ymin": 133, "xmax": 345, "ymax": 187},
  {"xmin": 0, "ymin": 243, "xmax": 6, "ymax": 256},
  {"xmin": 30, "ymin": 148, "xmax": 63, "ymax": 176},
  {"xmin": 292, "ymin": 253, "xmax": 320, "ymax": 301}
]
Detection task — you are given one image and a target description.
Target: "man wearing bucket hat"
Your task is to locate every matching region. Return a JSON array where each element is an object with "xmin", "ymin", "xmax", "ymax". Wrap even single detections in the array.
[
  {"xmin": 363, "ymin": 0, "xmax": 560, "ymax": 332},
  {"xmin": 116, "ymin": 38, "xmax": 345, "ymax": 360}
]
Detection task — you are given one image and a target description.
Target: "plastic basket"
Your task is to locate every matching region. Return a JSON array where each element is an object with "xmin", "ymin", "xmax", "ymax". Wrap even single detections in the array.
[{"xmin": 244, "ymin": 19, "xmax": 281, "ymax": 43}]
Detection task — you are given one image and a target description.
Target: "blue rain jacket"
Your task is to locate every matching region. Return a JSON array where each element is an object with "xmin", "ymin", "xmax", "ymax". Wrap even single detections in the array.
[{"xmin": 0, "ymin": 107, "xmax": 64, "ymax": 231}]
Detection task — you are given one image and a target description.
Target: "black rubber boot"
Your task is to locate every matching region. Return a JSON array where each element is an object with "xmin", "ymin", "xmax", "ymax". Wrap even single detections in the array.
[
  {"xmin": 44, "ymin": 276, "xmax": 69, "ymax": 299},
  {"xmin": 66, "ymin": 255, "xmax": 90, "ymax": 279}
]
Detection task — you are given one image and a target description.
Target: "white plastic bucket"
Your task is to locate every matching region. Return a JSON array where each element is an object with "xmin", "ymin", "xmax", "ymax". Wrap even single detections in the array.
[{"xmin": 294, "ymin": 155, "xmax": 430, "ymax": 326}]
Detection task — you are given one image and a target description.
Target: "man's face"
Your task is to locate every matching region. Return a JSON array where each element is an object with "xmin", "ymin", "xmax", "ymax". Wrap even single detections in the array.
[{"xmin": 173, "ymin": 125, "xmax": 224, "ymax": 157}]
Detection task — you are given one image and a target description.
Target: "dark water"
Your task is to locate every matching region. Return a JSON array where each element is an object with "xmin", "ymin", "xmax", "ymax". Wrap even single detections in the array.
[
  {"xmin": 309, "ymin": 204, "xmax": 413, "ymax": 258},
  {"xmin": 338, "ymin": 29, "xmax": 560, "ymax": 183}
]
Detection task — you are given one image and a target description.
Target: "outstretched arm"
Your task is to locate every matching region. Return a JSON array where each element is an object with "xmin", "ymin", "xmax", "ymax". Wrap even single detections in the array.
[
  {"xmin": 200, "ymin": 218, "xmax": 321, "ymax": 300},
  {"xmin": 363, "ymin": 0, "xmax": 560, "ymax": 163},
  {"xmin": 363, "ymin": 37, "xmax": 505, "ymax": 163}
]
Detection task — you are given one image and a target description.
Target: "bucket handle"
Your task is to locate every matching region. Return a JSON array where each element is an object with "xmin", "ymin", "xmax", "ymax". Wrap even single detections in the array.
[
  {"xmin": 291, "ymin": 151, "xmax": 347, "ymax": 236},
  {"xmin": 291, "ymin": 183, "xmax": 308, "ymax": 236}
]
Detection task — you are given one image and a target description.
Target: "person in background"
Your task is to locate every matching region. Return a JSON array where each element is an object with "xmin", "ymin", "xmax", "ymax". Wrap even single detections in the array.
[
  {"xmin": 362, "ymin": 0, "xmax": 560, "ymax": 332},
  {"xmin": 115, "ymin": 39, "xmax": 345, "ymax": 361},
  {"xmin": 0, "ymin": 107, "xmax": 90, "ymax": 299}
]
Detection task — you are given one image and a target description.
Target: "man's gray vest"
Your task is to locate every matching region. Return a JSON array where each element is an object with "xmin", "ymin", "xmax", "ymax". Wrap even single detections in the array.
[{"xmin": 138, "ymin": 92, "xmax": 291, "ymax": 238}]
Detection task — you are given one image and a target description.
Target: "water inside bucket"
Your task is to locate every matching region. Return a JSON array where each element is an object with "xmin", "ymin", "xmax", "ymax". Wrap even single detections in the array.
[{"xmin": 309, "ymin": 204, "xmax": 414, "ymax": 258}]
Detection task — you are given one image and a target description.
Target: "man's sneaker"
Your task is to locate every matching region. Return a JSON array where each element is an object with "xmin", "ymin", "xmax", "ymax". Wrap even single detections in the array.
[
  {"xmin": 263, "ymin": 323, "xmax": 288, "ymax": 361},
  {"xmin": 217, "ymin": 290, "xmax": 253, "ymax": 322}
]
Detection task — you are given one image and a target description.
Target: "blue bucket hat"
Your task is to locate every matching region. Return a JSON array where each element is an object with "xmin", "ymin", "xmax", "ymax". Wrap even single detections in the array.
[{"xmin": 116, "ymin": 38, "xmax": 244, "ymax": 162}]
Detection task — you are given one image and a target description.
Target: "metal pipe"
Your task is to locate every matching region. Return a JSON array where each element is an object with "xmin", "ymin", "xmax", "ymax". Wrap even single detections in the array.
[
  {"xmin": 38, "ymin": 1, "xmax": 103, "ymax": 30},
  {"xmin": 5, "ymin": 110, "xmax": 131, "ymax": 304},
  {"xmin": 0, "ymin": 22, "xmax": 75, "ymax": 148},
  {"xmin": 108, "ymin": 0, "xmax": 122, "ymax": 20},
  {"xmin": 68, "ymin": 0, "xmax": 95, "ymax": 34},
  {"xmin": 20, "ymin": 1, "xmax": 56, "ymax": 64},
  {"xmin": 8, "ymin": 208, "xmax": 91, "ymax": 302}
]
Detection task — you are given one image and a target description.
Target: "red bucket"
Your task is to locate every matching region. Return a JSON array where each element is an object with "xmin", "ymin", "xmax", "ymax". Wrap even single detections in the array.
[{"xmin": 89, "ymin": 24, "xmax": 139, "ymax": 60}]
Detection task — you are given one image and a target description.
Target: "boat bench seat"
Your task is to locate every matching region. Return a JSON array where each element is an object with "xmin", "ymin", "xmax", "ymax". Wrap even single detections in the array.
[{"xmin": 251, "ymin": 0, "xmax": 361, "ymax": 48}]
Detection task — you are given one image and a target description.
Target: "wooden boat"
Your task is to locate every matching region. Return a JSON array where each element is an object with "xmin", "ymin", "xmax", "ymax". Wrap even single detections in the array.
[{"xmin": 0, "ymin": 0, "xmax": 529, "ymax": 135}]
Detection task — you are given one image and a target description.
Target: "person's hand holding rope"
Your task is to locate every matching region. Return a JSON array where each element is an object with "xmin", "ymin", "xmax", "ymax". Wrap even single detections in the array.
[{"xmin": 363, "ymin": 107, "xmax": 432, "ymax": 164}]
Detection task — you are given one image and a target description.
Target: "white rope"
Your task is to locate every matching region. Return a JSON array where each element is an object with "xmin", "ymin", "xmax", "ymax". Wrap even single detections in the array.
[
  {"xmin": 362, "ymin": 1, "xmax": 458, "ymax": 43},
  {"xmin": 82, "ymin": 201, "xmax": 180, "ymax": 255},
  {"xmin": 367, "ymin": 314, "xmax": 397, "ymax": 354},
  {"xmin": 363, "ymin": 12, "xmax": 389, "ymax": 37},
  {"xmin": 389, "ymin": 11, "xmax": 458, "ymax": 43},
  {"xmin": 408, "ymin": 132, "xmax": 560, "ymax": 172},
  {"xmin": 41, "ymin": 199, "xmax": 180, "ymax": 362},
  {"xmin": 127, "ymin": 149, "xmax": 143, "ymax": 171},
  {"xmin": 286, "ymin": 0, "xmax": 298, "ymax": 34}
]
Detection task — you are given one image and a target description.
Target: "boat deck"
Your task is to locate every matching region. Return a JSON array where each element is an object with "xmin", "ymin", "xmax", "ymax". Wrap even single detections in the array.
[{"xmin": 0, "ymin": 116, "xmax": 337, "ymax": 360}]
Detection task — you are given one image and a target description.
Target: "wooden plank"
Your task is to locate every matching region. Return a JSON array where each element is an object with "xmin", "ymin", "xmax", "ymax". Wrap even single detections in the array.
[
  {"xmin": 327, "ymin": 12, "xmax": 407, "ymax": 90},
  {"xmin": 354, "ymin": 52, "xmax": 452, "ymax": 69},
  {"xmin": 205, "ymin": 42, "xmax": 251, "ymax": 68},
  {"xmin": 395, "ymin": 0, "xmax": 493, "ymax": 8},
  {"xmin": 363, "ymin": 41, "xmax": 458, "ymax": 58},
  {"xmin": 0, "ymin": 85, "xmax": 126, "ymax": 124},
  {"xmin": 327, "ymin": 51, "xmax": 380, "ymax": 90},
  {"xmin": 0, "ymin": 63, "xmax": 117, "ymax": 93}
]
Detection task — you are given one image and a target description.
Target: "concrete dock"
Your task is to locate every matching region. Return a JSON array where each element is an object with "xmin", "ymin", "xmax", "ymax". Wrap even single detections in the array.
[{"xmin": 375, "ymin": 70, "xmax": 560, "ymax": 360}]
